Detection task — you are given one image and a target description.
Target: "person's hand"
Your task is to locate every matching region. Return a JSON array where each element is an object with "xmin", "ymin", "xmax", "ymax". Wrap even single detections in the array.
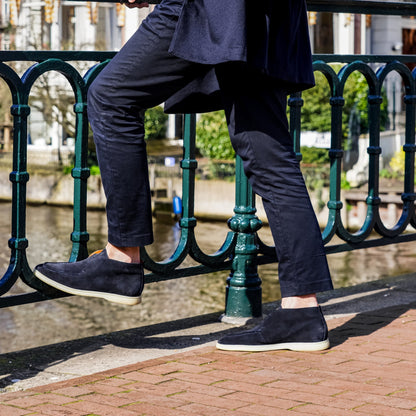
[{"xmin": 123, "ymin": 0, "xmax": 149, "ymax": 9}]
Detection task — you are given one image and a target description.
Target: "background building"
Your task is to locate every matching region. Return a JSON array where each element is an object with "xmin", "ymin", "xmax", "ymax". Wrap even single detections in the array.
[{"xmin": 0, "ymin": 1, "xmax": 413, "ymax": 164}]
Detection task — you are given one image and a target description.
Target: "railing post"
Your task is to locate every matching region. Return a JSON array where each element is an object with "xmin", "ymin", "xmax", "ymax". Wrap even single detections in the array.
[
  {"xmin": 70, "ymin": 101, "xmax": 90, "ymax": 262},
  {"xmin": 223, "ymin": 155, "xmax": 262, "ymax": 322},
  {"xmin": 289, "ymin": 92, "xmax": 304, "ymax": 162},
  {"xmin": 5, "ymin": 104, "xmax": 31, "ymax": 292}
]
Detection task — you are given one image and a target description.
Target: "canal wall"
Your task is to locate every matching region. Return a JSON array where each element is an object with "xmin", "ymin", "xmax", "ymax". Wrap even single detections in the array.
[
  {"xmin": 0, "ymin": 166, "xmax": 403, "ymax": 229},
  {"xmin": 0, "ymin": 167, "xmax": 333, "ymax": 226},
  {"xmin": 0, "ymin": 170, "xmax": 107, "ymax": 209}
]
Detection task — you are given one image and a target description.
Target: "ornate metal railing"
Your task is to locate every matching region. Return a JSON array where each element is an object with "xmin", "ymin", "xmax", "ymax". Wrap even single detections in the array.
[{"xmin": 1, "ymin": 0, "xmax": 416, "ymax": 319}]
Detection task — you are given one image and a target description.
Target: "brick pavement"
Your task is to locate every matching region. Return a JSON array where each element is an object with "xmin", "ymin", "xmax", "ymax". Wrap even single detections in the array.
[{"xmin": 1, "ymin": 302, "xmax": 415, "ymax": 415}]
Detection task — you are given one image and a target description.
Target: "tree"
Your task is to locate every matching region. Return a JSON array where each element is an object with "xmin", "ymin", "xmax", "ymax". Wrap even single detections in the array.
[
  {"xmin": 301, "ymin": 66, "xmax": 389, "ymax": 136},
  {"xmin": 187, "ymin": 67, "xmax": 391, "ymax": 166},
  {"xmin": 29, "ymin": 73, "xmax": 76, "ymax": 141},
  {"xmin": 144, "ymin": 106, "xmax": 168, "ymax": 140},
  {"xmin": 196, "ymin": 110, "xmax": 234, "ymax": 160}
]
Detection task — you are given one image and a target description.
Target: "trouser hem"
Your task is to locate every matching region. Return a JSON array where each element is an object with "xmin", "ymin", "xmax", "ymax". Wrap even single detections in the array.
[
  {"xmin": 280, "ymin": 278, "xmax": 334, "ymax": 298},
  {"xmin": 108, "ymin": 232, "xmax": 154, "ymax": 248}
]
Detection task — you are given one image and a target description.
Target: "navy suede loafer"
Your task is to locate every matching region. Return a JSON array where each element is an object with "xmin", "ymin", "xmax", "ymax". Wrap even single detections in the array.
[
  {"xmin": 34, "ymin": 249, "xmax": 144, "ymax": 305},
  {"xmin": 216, "ymin": 307, "xmax": 329, "ymax": 352}
]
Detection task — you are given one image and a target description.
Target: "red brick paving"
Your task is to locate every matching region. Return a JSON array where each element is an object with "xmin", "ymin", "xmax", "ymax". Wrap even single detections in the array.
[{"xmin": 1, "ymin": 304, "xmax": 416, "ymax": 415}]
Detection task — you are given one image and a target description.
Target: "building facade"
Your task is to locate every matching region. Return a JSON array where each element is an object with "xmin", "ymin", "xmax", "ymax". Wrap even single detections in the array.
[{"xmin": 0, "ymin": 1, "xmax": 414, "ymax": 154}]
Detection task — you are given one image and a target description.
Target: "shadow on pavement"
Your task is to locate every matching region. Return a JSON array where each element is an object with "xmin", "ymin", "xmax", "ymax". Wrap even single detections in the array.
[
  {"xmin": 328, "ymin": 302, "xmax": 415, "ymax": 348},
  {"xmin": 0, "ymin": 309, "xmax": 253, "ymax": 391},
  {"xmin": 1, "ymin": 278, "xmax": 415, "ymax": 392}
]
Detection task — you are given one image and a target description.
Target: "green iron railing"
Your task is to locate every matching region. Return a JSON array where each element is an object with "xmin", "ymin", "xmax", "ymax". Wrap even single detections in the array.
[{"xmin": 1, "ymin": 0, "xmax": 416, "ymax": 319}]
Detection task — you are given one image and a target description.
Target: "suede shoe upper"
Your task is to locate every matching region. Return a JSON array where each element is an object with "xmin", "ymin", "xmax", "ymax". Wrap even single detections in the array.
[
  {"xmin": 218, "ymin": 307, "xmax": 328, "ymax": 347},
  {"xmin": 35, "ymin": 249, "xmax": 144, "ymax": 298}
]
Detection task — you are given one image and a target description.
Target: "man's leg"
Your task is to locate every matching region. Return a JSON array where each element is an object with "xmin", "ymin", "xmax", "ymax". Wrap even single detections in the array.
[
  {"xmin": 34, "ymin": 0, "xmax": 207, "ymax": 304},
  {"xmin": 87, "ymin": 0, "xmax": 205, "ymax": 253},
  {"xmin": 216, "ymin": 66, "xmax": 333, "ymax": 351}
]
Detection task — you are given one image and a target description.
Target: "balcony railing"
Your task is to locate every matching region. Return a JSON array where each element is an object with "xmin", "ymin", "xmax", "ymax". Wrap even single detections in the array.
[{"xmin": 1, "ymin": 0, "xmax": 416, "ymax": 319}]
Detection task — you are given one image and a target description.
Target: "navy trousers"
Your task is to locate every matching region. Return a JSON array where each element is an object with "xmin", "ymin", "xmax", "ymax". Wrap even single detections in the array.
[{"xmin": 87, "ymin": 0, "xmax": 333, "ymax": 297}]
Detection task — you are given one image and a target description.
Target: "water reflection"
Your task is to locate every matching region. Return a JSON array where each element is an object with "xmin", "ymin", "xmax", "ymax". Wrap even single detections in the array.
[{"xmin": 1, "ymin": 202, "xmax": 416, "ymax": 353}]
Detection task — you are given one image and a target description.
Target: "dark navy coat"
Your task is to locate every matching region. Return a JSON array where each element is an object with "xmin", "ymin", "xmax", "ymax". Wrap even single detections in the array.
[{"xmin": 165, "ymin": 0, "xmax": 314, "ymax": 113}]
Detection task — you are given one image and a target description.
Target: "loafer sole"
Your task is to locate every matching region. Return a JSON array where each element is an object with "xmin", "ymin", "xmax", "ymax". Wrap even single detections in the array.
[
  {"xmin": 35, "ymin": 269, "xmax": 141, "ymax": 306},
  {"xmin": 216, "ymin": 338, "xmax": 330, "ymax": 352}
]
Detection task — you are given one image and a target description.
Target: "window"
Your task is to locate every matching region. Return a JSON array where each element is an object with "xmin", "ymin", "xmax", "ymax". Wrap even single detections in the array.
[
  {"xmin": 61, "ymin": 5, "xmax": 75, "ymax": 49},
  {"xmin": 314, "ymin": 12, "xmax": 334, "ymax": 54}
]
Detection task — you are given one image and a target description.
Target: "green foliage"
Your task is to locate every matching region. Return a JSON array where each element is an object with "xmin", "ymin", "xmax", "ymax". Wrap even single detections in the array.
[
  {"xmin": 300, "ymin": 65, "xmax": 388, "ymax": 136},
  {"xmin": 196, "ymin": 110, "xmax": 235, "ymax": 160},
  {"xmin": 300, "ymin": 146, "xmax": 329, "ymax": 165},
  {"xmin": 90, "ymin": 165, "xmax": 101, "ymax": 175},
  {"xmin": 144, "ymin": 106, "xmax": 168, "ymax": 140},
  {"xmin": 378, "ymin": 147, "xmax": 416, "ymax": 184},
  {"xmin": 389, "ymin": 149, "xmax": 405, "ymax": 177},
  {"xmin": 64, "ymin": 127, "xmax": 100, "ymax": 175},
  {"xmin": 63, "ymin": 165, "xmax": 72, "ymax": 175},
  {"xmin": 195, "ymin": 67, "xmax": 390, "ymax": 170},
  {"xmin": 340, "ymin": 172, "xmax": 351, "ymax": 190},
  {"xmin": 299, "ymin": 73, "xmax": 332, "ymax": 132},
  {"xmin": 63, "ymin": 161, "xmax": 100, "ymax": 176},
  {"xmin": 380, "ymin": 150, "xmax": 416, "ymax": 184},
  {"xmin": 380, "ymin": 168, "xmax": 395, "ymax": 179},
  {"xmin": 195, "ymin": 115, "xmax": 331, "ymax": 168}
]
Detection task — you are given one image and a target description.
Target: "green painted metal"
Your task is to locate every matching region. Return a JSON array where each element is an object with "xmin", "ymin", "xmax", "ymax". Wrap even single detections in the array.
[
  {"xmin": 140, "ymin": 113, "xmax": 236, "ymax": 279},
  {"xmin": 225, "ymin": 156, "xmax": 262, "ymax": 318},
  {"xmin": 1, "ymin": 1, "xmax": 416, "ymax": 316}
]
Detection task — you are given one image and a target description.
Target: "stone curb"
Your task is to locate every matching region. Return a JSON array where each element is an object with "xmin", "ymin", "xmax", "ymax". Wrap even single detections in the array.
[{"xmin": 1, "ymin": 272, "xmax": 415, "ymax": 393}]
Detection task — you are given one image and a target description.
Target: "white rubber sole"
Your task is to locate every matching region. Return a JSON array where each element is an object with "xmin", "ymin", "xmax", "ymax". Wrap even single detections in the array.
[
  {"xmin": 35, "ymin": 269, "xmax": 141, "ymax": 306},
  {"xmin": 216, "ymin": 338, "xmax": 330, "ymax": 352}
]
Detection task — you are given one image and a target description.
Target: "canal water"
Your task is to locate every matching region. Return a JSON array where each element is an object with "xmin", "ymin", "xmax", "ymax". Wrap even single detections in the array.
[{"xmin": 1, "ymin": 202, "xmax": 416, "ymax": 354}]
